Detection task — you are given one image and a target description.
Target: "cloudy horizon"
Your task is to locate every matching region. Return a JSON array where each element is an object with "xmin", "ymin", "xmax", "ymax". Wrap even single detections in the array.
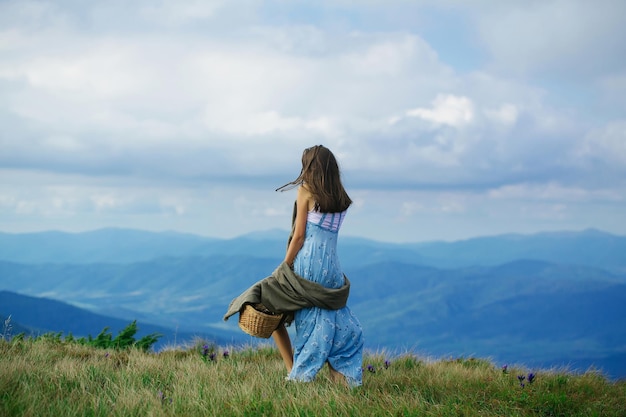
[{"xmin": 1, "ymin": 0, "xmax": 625, "ymax": 243}]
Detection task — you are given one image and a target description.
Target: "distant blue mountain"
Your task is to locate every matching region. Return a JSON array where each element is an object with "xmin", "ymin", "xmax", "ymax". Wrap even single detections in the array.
[
  {"xmin": 1, "ymin": 228, "xmax": 625, "ymax": 379},
  {"xmin": 348, "ymin": 259, "xmax": 626, "ymax": 379},
  {"xmin": 0, "ymin": 228, "xmax": 218, "ymax": 264},
  {"xmin": 0, "ymin": 290, "xmax": 237, "ymax": 348},
  {"xmin": 408, "ymin": 229, "xmax": 626, "ymax": 270},
  {"xmin": 1, "ymin": 227, "xmax": 625, "ymax": 270}
]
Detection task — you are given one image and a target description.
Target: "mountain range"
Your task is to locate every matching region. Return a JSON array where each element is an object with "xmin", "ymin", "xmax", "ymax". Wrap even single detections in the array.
[
  {"xmin": 0, "ymin": 290, "xmax": 235, "ymax": 348},
  {"xmin": 1, "ymin": 228, "xmax": 625, "ymax": 379}
]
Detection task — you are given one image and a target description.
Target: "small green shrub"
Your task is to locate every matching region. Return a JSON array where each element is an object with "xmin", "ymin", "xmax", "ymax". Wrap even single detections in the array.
[{"xmin": 37, "ymin": 320, "xmax": 161, "ymax": 351}]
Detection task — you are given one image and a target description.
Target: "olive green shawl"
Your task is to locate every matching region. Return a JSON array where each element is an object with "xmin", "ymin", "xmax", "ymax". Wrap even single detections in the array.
[{"xmin": 223, "ymin": 262, "xmax": 350, "ymax": 324}]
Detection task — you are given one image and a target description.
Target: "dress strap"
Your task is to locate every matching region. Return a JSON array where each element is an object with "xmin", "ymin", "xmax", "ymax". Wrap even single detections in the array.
[{"xmin": 308, "ymin": 211, "xmax": 346, "ymax": 232}]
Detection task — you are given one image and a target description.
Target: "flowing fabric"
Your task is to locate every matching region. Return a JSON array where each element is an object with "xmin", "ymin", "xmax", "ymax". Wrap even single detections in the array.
[{"xmin": 287, "ymin": 210, "xmax": 364, "ymax": 387}]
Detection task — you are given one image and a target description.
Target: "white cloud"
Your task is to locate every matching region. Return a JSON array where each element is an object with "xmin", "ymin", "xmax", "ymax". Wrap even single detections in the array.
[
  {"xmin": 18, "ymin": 46, "xmax": 140, "ymax": 98},
  {"xmin": 206, "ymin": 110, "xmax": 337, "ymax": 136},
  {"xmin": 484, "ymin": 104, "xmax": 518, "ymax": 125},
  {"xmin": 342, "ymin": 34, "xmax": 439, "ymax": 77},
  {"xmin": 488, "ymin": 183, "xmax": 624, "ymax": 203},
  {"xmin": 406, "ymin": 94, "xmax": 474, "ymax": 127},
  {"xmin": 401, "ymin": 194, "xmax": 469, "ymax": 215},
  {"xmin": 139, "ymin": 0, "xmax": 225, "ymax": 24},
  {"xmin": 0, "ymin": 0, "xmax": 69, "ymax": 29},
  {"xmin": 0, "ymin": 23, "xmax": 460, "ymax": 177},
  {"xmin": 578, "ymin": 120, "xmax": 626, "ymax": 167},
  {"xmin": 42, "ymin": 135, "xmax": 86, "ymax": 152},
  {"xmin": 469, "ymin": 0, "xmax": 626, "ymax": 78},
  {"xmin": 0, "ymin": 1, "xmax": 624, "ymax": 241}
]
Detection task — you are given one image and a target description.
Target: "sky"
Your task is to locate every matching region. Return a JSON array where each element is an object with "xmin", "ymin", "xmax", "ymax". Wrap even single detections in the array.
[{"xmin": 1, "ymin": 0, "xmax": 625, "ymax": 243}]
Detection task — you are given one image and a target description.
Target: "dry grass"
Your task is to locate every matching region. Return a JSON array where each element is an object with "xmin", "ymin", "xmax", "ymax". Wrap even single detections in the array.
[{"xmin": 1, "ymin": 338, "xmax": 625, "ymax": 416}]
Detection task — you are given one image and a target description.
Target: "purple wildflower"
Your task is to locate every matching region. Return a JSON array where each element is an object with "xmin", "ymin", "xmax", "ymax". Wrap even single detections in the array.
[
  {"xmin": 105, "ymin": 352, "xmax": 109, "ymax": 358},
  {"xmin": 384, "ymin": 360, "xmax": 391, "ymax": 369},
  {"xmin": 209, "ymin": 352, "xmax": 216, "ymax": 361},
  {"xmin": 367, "ymin": 364, "xmax": 376, "ymax": 373},
  {"xmin": 202, "ymin": 344, "xmax": 209, "ymax": 357},
  {"xmin": 223, "ymin": 350, "xmax": 229, "ymax": 358},
  {"xmin": 157, "ymin": 390, "xmax": 172, "ymax": 405},
  {"xmin": 501, "ymin": 364, "xmax": 508, "ymax": 373},
  {"xmin": 518, "ymin": 375, "xmax": 526, "ymax": 388},
  {"xmin": 528, "ymin": 373, "xmax": 536, "ymax": 384}
]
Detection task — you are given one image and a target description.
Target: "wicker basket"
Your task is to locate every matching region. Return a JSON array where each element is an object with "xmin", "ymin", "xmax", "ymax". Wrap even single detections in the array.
[{"xmin": 238, "ymin": 304, "xmax": 284, "ymax": 338}]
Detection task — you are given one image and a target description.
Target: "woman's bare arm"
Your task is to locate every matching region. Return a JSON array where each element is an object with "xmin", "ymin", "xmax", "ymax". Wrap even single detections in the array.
[{"xmin": 283, "ymin": 186, "xmax": 312, "ymax": 267}]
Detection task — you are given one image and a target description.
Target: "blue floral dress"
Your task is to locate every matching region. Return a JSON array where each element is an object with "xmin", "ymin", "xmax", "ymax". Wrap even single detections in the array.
[{"xmin": 287, "ymin": 210, "xmax": 364, "ymax": 387}]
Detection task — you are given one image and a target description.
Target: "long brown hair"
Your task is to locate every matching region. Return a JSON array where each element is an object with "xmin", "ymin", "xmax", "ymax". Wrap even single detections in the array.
[{"xmin": 277, "ymin": 145, "xmax": 352, "ymax": 213}]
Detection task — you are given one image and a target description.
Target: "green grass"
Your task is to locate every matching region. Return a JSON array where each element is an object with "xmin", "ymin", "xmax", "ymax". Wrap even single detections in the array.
[{"xmin": 1, "ymin": 338, "xmax": 624, "ymax": 416}]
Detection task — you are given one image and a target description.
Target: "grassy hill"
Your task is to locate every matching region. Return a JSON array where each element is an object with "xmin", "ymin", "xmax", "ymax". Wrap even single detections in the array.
[{"xmin": 1, "ymin": 336, "xmax": 625, "ymax": 416}]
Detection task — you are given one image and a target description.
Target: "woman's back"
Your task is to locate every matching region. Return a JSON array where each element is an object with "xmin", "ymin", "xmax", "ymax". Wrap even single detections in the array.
[{"xmin": 293, "ymin": 210, "xmax": 347, "ymax": 289}]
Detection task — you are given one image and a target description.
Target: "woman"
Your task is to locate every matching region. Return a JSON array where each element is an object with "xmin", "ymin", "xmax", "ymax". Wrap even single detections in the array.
[{"xmin": 273, "ymin": 145, "xmax": 364, "ymax": 387}]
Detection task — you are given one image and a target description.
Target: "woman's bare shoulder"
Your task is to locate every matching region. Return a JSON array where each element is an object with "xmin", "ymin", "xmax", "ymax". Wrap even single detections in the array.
[
  {"xmin": 298, "ymin": 185, "xmax": 315, "ymax": 211},
  {"xmin": 299, "ymin": 183, "xmax": 312, "ymax": 194}
]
